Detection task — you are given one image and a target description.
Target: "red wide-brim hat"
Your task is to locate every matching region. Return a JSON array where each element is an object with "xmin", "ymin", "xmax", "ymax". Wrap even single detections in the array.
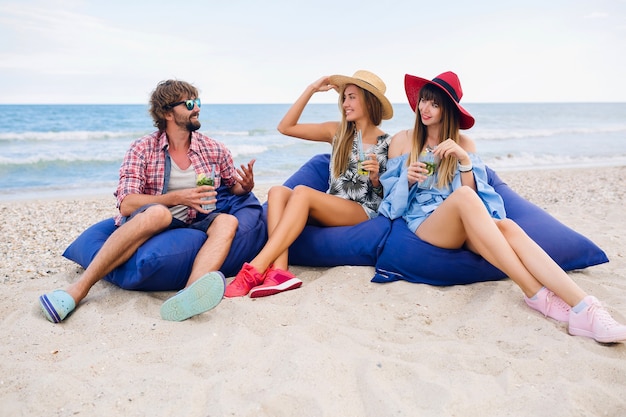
[{"xmin": 404, "ymin": 71, "xmax": 475, "ymax": 130}]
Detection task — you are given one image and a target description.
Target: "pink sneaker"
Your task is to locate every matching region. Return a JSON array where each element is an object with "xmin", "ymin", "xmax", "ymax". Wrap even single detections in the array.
[
  {"xmin": 224, "ymin": 263, "xmax": 264, "ymax": 298},
  {"xmin": 249, "ymin": 268, "xmax": 302, "ymax": 298},
  {"xmin": 569, "ymin": 296, "xmax": 626, "ymax": 343},
  {"xmin": 524, "ymin": 287, "xmax": 571, "ymax": 322}
]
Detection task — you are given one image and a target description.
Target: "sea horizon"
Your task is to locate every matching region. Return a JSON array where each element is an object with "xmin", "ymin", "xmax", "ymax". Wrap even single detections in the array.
[
  {"xmin": 1, "ymin": 102, "xmax": 625, "ymax": 202},
  {"xmin": 2, "ymin": 101, "xmax": 626, "ymax": 105}
]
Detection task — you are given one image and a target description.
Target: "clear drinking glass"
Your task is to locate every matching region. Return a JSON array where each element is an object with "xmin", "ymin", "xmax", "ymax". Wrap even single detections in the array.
[
  {"xmin": 357, "ymin": 130, "xmax": 369, "ymax": 176},
  {"xmin": 417, "ymin": 147, "xmax": 439, "ymax": 190},
  {"xmin": 196, "ymin": 169, "xmax": 216, "ymax": 211}
]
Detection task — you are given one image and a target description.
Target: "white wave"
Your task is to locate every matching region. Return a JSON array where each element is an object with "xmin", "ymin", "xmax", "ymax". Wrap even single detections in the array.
[
  {"xmin": 0, "ymin": 152, "xmax": 123, "ymax": 165},
  {"xmin": 473, "ymin": 125, "xmax": 626, "ymax": 141},
  {"xmin": 227, "ymin": 144, "xmax": 269, "ymax": 158},
  {"xmin": 0, "ymin": 130, "xmax": 143, "ymax": 142},
  {"xmin": 206, "ymin": 130, "xmax": 251, "ymax": 137},
  {"xmin": 483, "ymin": 152, "xmax": 626, "ymax": 171}
]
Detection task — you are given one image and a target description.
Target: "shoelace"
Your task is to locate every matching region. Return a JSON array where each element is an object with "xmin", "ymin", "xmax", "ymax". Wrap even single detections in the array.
[
  {"xmin": 586, "ymin": 302, "xmax": 620, "ymax": 329},
  {"xmin": 546, "ymin": 291, "xmax": 570, "ymax": 315},
  {"xmin": 240, "ymin": 268, "xmax": 262, "ymax": 287}
]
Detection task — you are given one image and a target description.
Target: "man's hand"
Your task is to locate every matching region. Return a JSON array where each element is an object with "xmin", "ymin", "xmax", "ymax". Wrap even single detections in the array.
[{"xmin": 235, "ymin": 159, "xmax": 256, "ymax": 193}]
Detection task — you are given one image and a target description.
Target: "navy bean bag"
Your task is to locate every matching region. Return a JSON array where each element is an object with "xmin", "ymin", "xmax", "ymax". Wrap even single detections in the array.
[
  {"xmin": 279, "ymin": 154, "xmax": 608, "ymax": 284},
  {"xmin": 267, "ymin": 153, "xmax": 391, "ymax": 267},
  {"xmin": 373, "ymin": 166, "xmax": 608, "ymax": 284},
  {"xmin": 63, "ymin": 186, "xmax": 267, "ymax": 291}
]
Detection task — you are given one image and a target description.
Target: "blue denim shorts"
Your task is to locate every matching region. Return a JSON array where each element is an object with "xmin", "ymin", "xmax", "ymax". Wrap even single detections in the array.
[{"xmin": 123, "ymin": 203, "xmax": 220, "ymax": 233}]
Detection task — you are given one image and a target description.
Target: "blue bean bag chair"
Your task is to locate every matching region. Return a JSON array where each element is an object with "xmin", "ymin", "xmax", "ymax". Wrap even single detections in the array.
[
  {"xmin": 264, "ymin": 153, "xmax": 391, "ymax": 267},
  {"xmin": 62, "ymin": 186, "xmax": 267, "ymax": 291},
  {"xmin": 372, "ymin": 166, "xmax": 609, "ymax": 285},
  {"xmin": 278, "ymin": 154, "xmax": 608, "ymax": 284}
]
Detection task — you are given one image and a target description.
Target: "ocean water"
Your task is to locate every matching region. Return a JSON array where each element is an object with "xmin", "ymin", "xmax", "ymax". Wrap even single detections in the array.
[{"xmin": 1, "ymin": 103, "xmax": 625, "ymax": 201}]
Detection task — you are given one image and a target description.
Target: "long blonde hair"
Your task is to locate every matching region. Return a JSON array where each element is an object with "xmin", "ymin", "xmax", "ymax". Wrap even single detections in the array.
[
  {"xmin": 331, "ymin": 85, "xmax": 384, "ymax": 178},
  {"xmin": 408, "ymin": 84, "xmax": 461, "ymax": 187}
]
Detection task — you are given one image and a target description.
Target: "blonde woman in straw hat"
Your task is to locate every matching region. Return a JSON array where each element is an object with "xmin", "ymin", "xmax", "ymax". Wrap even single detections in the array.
[
  {"xmin": 379, "ymin": 70, "xmax": 626, "ymax": 343},
  {"xmin": 225, "ymin": 70, "xmax": 393, "ymax": 298}
]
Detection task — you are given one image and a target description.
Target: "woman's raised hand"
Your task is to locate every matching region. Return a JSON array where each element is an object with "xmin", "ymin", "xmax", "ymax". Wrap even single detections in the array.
[{"xmin": 310, "ymin": 76, "xmax": 336, "ymax": 93}]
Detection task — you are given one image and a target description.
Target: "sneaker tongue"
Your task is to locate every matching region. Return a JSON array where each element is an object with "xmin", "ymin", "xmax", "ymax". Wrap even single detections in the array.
[{"xmin": 243, "ymin": 268, "xmax": 262, "ymax": 285}]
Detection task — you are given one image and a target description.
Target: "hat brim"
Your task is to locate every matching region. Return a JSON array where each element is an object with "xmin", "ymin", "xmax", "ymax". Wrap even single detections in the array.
[
  {"xmin": 404, "ymin": 74, "xmax": 474, "ymax": 129},
  {"xmin": 329, "ymin": 74, "xmax": 393, "ymax": 120}
]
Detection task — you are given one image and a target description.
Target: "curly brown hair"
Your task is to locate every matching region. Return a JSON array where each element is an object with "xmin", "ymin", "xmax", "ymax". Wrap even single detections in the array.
[{"xmin": 149, "ymin": 80, "xmax": 199, "ymax": 131}]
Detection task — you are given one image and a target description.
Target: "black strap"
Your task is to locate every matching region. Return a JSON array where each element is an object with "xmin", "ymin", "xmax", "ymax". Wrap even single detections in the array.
[{"xmin": 433, "ymin": 77, "xmax": 459, "ymax": 102}]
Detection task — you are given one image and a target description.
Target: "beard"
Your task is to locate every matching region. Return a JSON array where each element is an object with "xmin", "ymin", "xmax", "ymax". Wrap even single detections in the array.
[
  {"xmin": 175, "ymin": 113, "xmax": 201, "ymax": 132},
  {"xmin": 186, "ymin": 119, "xmax": 201, "ymax": 132}
]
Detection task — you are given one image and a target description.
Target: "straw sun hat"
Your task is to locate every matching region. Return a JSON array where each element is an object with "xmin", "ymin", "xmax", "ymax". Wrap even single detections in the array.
[
  {"xmin": 404, "ymin": 71, "xmax": 475, "ymax": 129},
  {"xmin": 328, "ymin": 70, "xmax": 393, "ymax": 120}
]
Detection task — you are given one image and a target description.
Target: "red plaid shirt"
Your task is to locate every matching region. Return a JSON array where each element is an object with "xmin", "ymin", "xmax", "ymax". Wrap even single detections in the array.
[{"xmin": 113, "ymin": 130, "xmax": 238, "ymax": 225}]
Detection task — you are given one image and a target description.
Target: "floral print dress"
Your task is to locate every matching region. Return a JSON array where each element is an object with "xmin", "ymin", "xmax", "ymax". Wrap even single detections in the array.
[{"xmin": 327, "ymin": 133, "xmax": 391, "ymax": 219}]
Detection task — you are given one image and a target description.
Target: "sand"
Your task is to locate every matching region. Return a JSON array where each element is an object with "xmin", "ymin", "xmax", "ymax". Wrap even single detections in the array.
[{"xmin": 1, "ymin": 167, "xmax": 625, "ymax": 417}]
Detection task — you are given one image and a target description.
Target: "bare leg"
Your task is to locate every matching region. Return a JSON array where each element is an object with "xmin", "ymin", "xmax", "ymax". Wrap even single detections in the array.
[
  {"xmin": 266, "ymin": 186, "xmax": 294, "ymax": 270},
  {"xmin": 416, "ymin": 186, "xmax": 585, "ymax": 305},
  {"xmin": 249, "ymin": 185, "xmax": 369, "ymax": 273},
  {"xmin": 65, "ymin": 204, "xmax": 172, "ymax": 304},
  {"xmin": 494, "ymin": 219, "xmax": 586, "ymax": 306},
  {"xmin": 186, "ymin": 213, "xmax": 238, "ymax": 286}
]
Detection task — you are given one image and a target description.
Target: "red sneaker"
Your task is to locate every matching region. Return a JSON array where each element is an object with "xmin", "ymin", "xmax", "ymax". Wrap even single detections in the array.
[
  {"xmin": 249, "ymin": 268, "xmax": 302, "ymax": 298},
  {"xmin": 224, "ymin": 263, "xmax": 264, "ymax": 298}
]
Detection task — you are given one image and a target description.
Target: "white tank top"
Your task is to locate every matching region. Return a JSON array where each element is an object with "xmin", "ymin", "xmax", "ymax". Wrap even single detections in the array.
[{"xmin": 168, "ymin": 159, "xmax": 196, "ymax": 222}]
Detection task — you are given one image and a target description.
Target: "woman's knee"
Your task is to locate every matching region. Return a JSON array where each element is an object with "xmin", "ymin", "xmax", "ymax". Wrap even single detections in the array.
[
  {"xmin": 455, "ymin": 185, "xmax": 479, "ymax": 199},
  {"xmin": 268, "ymin": 185, "xmax": 292, "ymax": 204},
  {"xmin": 292, "ymin": 184, "xmax": 315, "ymax": 199},
  {"xmin": 497, "ymin": 218, "xmax": 525, "ymax": 238},
  {"xmin": 450, "ymin": 186, "xmax": 483, "ymax": 209}
]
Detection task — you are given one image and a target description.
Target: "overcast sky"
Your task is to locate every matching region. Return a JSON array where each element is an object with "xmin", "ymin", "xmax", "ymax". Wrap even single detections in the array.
[{"xmin": 1, "ymin": 0, "xmax": 625, "ymax": 104}]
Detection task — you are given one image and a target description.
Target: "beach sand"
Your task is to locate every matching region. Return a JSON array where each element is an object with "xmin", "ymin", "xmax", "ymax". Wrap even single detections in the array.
[{"xmin": 1, "ymin": 167, "xmax": 625, "ymax": 417}]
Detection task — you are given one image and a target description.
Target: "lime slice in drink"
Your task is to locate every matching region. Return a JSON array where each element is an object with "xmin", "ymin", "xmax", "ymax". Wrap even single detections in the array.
[{"xmin": 424, "ymin": 162, "xmax": 436, "ymax": 176}]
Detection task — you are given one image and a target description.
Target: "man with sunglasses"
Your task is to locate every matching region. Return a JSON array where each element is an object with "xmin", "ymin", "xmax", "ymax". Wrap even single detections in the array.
[{"xmin": 39, "ymin": 80, "xmax": 256, "ymax": 323}]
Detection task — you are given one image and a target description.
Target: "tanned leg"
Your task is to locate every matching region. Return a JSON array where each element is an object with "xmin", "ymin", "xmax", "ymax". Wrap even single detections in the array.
[
  {"xmin": 249, "ymin": 185, "xmax": 368, "ymax": 273},
  {"xmin": 186, "ymin": 213, "xmax": 238, "ymax": 286},
  {"xmin": 266, "ymin": 186, "xmax": 295, "ymax": 270},
  {"xmin": 65, "ymin": 204, "xmax": 172, "ymax": 304},
  {"xmin": 495, "ymin": 219, "xmax": 586, "ymax": 306},
  {"xmin": 416, "ymin": 186, "xmax": 585, "ymax": 305}
]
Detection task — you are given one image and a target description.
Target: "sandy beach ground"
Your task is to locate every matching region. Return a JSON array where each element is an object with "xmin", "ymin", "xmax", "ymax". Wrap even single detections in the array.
[{"xmin": 1, "ymin": 167, "xmax": 625, "ymax": 417}]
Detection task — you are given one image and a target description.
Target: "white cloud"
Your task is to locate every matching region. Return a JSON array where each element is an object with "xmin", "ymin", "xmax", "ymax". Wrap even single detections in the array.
[{"xmin": 0, "ymin": 0, "xmax": 625, "ymax": 103}]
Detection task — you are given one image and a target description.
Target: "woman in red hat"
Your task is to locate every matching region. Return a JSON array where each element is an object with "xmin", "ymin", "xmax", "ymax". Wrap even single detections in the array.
[
  {"xmin": 226, "ymin": 71, "xmax": 394, "ymax": 298},
  {"xmin": 379, "ymin": 71, "xmax": 626, "ymax": 344}
]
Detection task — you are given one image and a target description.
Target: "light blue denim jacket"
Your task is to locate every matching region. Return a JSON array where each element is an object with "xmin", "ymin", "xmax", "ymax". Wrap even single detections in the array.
[{"xmin": 378, "ymin": 153, "xmax": 506, "ymax": 233}]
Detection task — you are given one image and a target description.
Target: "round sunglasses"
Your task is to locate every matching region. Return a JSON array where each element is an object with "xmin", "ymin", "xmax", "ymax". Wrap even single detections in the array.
[{"xmin": 164, "ymin": 98, "xmax": 201, "ymax": 111}]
